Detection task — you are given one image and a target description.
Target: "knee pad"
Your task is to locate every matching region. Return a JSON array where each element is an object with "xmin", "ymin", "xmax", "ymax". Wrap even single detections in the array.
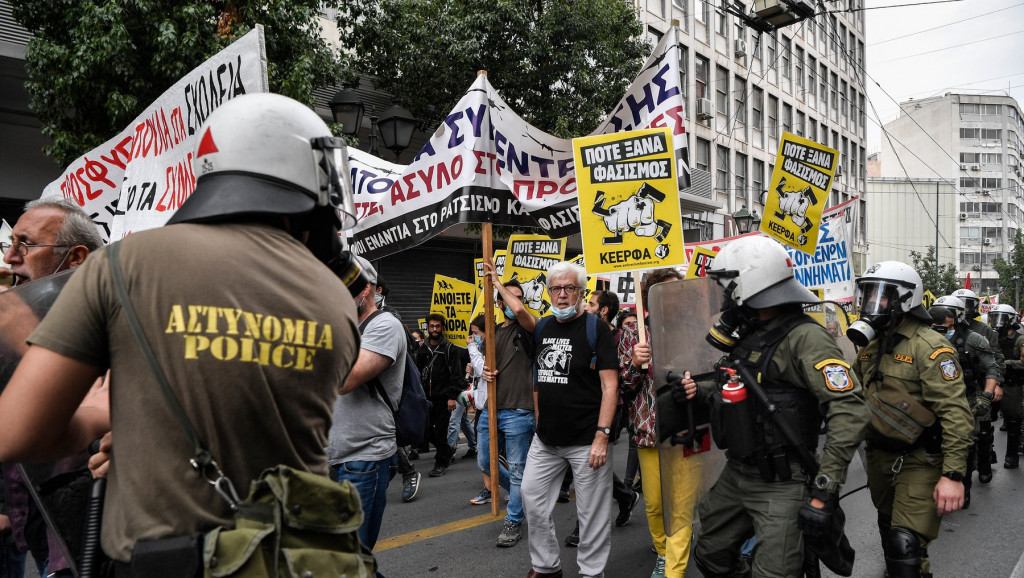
[{"xmin": 886, "ymin": 527, "xmax": 921, "ymax": 558}]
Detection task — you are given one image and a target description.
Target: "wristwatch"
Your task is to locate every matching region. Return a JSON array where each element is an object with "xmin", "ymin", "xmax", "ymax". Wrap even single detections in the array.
[
  {"xmin": 813, "ymin": 473, "xmax": 840, "ymax": 493},
  {"xmin": 596, "ymin": 426, "xmax": 612, "ymax": 436},
  {"xmin": 941, "ymin": 471, "xmax": 964, "ymax": 482}
]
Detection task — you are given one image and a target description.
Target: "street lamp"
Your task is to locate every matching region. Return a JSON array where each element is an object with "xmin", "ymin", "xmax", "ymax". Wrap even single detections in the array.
[
  {"xmin": 733, "ymin": 204, "xmax": 761, "ymax": 234},
  {"xmin": 328, "ymin": 89, "xmax": 363, "ymax": 136},
  {"xmin": 378, "ymin": 104, "xmax": 418, "ymax": 162}
]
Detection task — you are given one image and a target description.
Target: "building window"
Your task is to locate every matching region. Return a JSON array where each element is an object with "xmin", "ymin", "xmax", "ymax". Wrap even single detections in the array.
[
  {"xmin": 840, "ymin": 80, "xmax": 848, "ymax": 118},
  {"xmin": 858, "ymin": 93, "xmax": 866, "ymax": 129},
  {"xmin": 960, "ymin": 177, "xmax": 980, "ymax": 188},
  {"xmin": 960, "ymin": 103, "xmax": 979, "ymax": 115},
  {"xmin": 715, "ymin": 0, "xmax": 728, "ymax": 36},
  {"xmin": 960, "ymin": 153, "xmax": 980, "ymax": 163},
  {"xmin": 808, "ymin": 118, "xmax": 817, "ymax": 142},
  {"xmin": 716, "ymin": 66, "xmax": 730, "ymax": 119},
  {"xmin": 695, "ymin": 55, "xmax": 709, "ymax": 100},
  {"xmin": 819, "ymin": 64, "xmax": 828, "ymax": 112},
  {"xmin": 752, "ymin": 87, "xmax": 764, "ymax": 130},
  {"xmin": 981, "ymin": 177, "xmax": 1002, "ymax": 189},
  {"xmin": 696, "ymin": 137, "xmax": 710, "ymax": 171},
  {"xmin": 982, "ymin": 128, "xmax": 1002, "ymax": 140},
  {"xmin": 830, "ymin": 72, "xmax": 839, "ymax": 111},
  {"xmin": 734, "ymin": 75, "xmax": 747, "ymax": 125},
  {"xmin": 679, "ymin": 44, "xmax": 689, "ymax": 111},
  {"xmin": 796, "ymin": 111, "xmax": 805, "ymax": 137},
  {"xmin": 768, "ymin": 95, "xmax": 779, "ymax": 139},
  {"xmin": 767, "ymin": 33, "xmax": 778, "ymax": 83},
  {"xmin": 807, "ymin": 55, "xmax": 817, "ymax": 97},
  {"xmin": 981, "ymin": 104, "xmax": 1001, "ymax": 115},
  {"xmin": 735, "ymin": 152, "xmax": 748, "ymax": 199},
  {"xmin": 781, "ymin": 36, "xmax": 792, "ymax": 80},
  {"xmin": 695, "ymin": 0, "xmax": 709, "ymax": 23},
  {"xmin": 716, "ymin": 145, "xmax": 730, "ymax": 193},
  {"xmin": 795, "ymin": 46, "xmax": 805, "ymax": 91},
  {"xmin": 646, "ymin": 25, "xmax": 664, "ymax": 47},
  {"xmin": 753, "ymin": 159, "xmax": 765, "ymax": 199},
  {"xmin": 960, "ymin": 128, "xmax": 980, "ymax": 139},
  {"xmin": 782, "ymin": 103, "xmax": 793, "ymax": 135},
  {"xmin": 981, "ymin": 153, "xmax": 1002, "ymax": 164},
  {"xmin": 674, "ymin": 0, "xmax": 687, "ymax": 11}
]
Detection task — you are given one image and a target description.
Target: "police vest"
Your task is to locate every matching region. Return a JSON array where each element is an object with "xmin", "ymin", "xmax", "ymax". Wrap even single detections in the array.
[
  {"xmin": 1000, "ymin": 334, "xmax": 1024, "ymax": 387},
  {"xmin": 949, "ymin": 329, "xmax": 982, "ymax": 392},
  {"xmin": 725, "ymin": 313, "xmax": 822, "ymax": 454}
]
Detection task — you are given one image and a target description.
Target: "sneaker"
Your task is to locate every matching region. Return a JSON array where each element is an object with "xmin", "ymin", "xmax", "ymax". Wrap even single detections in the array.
[
  {"xmin": 616, "ymin": 489, "xmax": 640, "ymax": 527},
  {"xmin": 470, "ymin": 487, "xmax": 492, "ymax": 505},
  {"xmin": 557, "ymin": 489, "xmax": 571, "ymax": 503},
  {"xmin": 650, "ymin": 554, "xmax": 666, "ymax": 578},
  {"xmin": 464, "ymin": 448, "xmax": 478, "ymax": 460},
  {"xmin": 401, "ymin": 472, "xmax": 421, "ymax": 503},
  {"xmin": 497, "ymin": 521, "xmax": 522, "ymax": 547},
  {"xmin": 429, "ymin": 464, "xmax": 447, "ymax": 477},
  {"xmin": 564, "ymin": 521, "xmax": 579, "ymax": 547}
]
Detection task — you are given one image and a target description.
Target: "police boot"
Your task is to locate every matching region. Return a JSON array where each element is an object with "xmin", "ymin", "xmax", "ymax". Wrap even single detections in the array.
[
  {"xmin": 978, "ymin": 428, "xmax": 994, "ymax": 483},
  {"xmin": 963, "ymin": 443, "xmax": 976, "ymax": 508},
  {"xmin": 1006, "ymin": 418, "xmax": 1021, "ymax": 469},
  {"xmin": 884, "ymin": 527, "xmax": 923, "ymax": 578}
]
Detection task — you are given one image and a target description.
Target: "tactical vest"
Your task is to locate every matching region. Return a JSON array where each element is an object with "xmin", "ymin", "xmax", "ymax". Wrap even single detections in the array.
[
  {"xmin": 949, "ymin": 329, "xmax": 981, "ymax": 392},
  {"xmin": 1000, "ymin": 334, "xmax": 1024, "ymax": 388},
  {"xmin": 722, "ymin": 313, "xmax": 822, "ymax": 455}
]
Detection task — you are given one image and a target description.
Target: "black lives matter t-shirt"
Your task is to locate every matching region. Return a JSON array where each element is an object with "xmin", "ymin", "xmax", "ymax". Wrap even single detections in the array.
[{"xmin": 534, "ymin": 313, "xmax": 618, "ymax": 446}]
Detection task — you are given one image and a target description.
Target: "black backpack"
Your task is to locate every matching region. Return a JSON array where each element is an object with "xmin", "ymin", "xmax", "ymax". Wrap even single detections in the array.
[{"xmin": 359, "ymin": 310, "xmax": 432, "ymax": 446}]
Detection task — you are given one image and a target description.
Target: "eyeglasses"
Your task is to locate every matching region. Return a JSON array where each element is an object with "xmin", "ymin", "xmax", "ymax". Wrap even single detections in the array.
[
  {"xmin": 548, "ymin": 285, "xmax": 579, "ymax": 295},
  {"xmin": 1, "ymin": 240, "xmax": 73, "ymax": 256}
]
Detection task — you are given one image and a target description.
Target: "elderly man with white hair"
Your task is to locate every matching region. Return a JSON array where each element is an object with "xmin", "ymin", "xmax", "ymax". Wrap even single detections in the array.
[{"xmin": 520, "ymin": 261, "xmax": 620, "ymax": 578}]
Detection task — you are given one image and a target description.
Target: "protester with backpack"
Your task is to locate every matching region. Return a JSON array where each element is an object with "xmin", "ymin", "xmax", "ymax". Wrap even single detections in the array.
[
  {"xmin": 327, "ymin": 256, "xmax": 405, "ymax": 554},
  {"xmin": 415, "ymin": 314, "xmax": 469, "ymax": 478}
]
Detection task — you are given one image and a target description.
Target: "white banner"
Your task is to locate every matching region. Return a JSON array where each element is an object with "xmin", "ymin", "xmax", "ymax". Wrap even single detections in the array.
[
  {"xmin": 42, "ymin": 27, "xmax": 269, "ymax": 240},
  {"xmin": 349, "ymin": 27, "xmax": 689, "ymax": 259}
]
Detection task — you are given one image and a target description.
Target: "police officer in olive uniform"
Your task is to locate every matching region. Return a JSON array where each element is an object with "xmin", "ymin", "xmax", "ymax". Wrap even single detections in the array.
[
  {"xmin": 849, "ymin": 262, "xmax": 973, "ymax": 578},
  {"xmin": 928, "ymin": 296, "xmax": 1000, "ymax": 505},
  {"xmin": 989, "ymin": 304, "xmax": 1024, "ymax": 468},
  {"xmin": 952, "ymin": 289, "xmax": 1005, "ymax": 467},
  {"xmin": 675, "ymin": 236, "xmax": 869, "ymax": 578}
]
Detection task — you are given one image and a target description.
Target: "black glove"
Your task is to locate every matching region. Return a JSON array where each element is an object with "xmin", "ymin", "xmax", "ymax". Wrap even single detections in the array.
[
  {"xmin": 669, "ymin": 379, "xmax": 690, "ymax": 407},
  {"xmin": 972, "ymin": 393, "xmax": 993, "ymax": 419},
  {"xmin": 797, "ymin": 492, "xmax": 837, "ymax": 538}
]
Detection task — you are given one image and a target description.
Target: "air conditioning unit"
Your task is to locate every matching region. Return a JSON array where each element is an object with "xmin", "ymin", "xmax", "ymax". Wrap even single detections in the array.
[
  {"xmin": 697, "ymin": 98, "xmax": 714, "ymax": 121},
  {"xmin": 959, "ymin": 212, "xmax": 968, "ymax": 221},
  {"xmin": 971, "ymin": 164, "xmax": 981, "ymax": 171},
  {"xmin": 960, "ymin": 164, "xmax": 968, "ymax": 171},
  {"xmin": 973, "ymin": 265, "xmax": 982, "ymax": 271},
  {"xmin": 734, "ymin": 39, "xmax": 747, "ymax": 58},
  {"xmin": 984, "ymin": 238, "xmax": 993, "ymax": 245}
]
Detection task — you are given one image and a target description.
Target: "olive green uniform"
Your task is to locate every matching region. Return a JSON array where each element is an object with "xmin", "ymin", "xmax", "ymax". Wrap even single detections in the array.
[
  {"xmin": 693, "ymin": 312, "xmax": 869, "ymax": 578},
  {"xmin": 997, "ymin": 330, "xmax": 1024, "ymax": 465},
  {"xmin": 853, "ymin": 318, "xmax": 974, "ymax": 575},
  {"xmin": 950, "ymin": 328, "xmax": 1000, "ymax": 494}
]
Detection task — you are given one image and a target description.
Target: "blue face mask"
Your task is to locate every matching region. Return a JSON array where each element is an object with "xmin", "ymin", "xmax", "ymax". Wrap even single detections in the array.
[
  {"xmin": 945, "ymin": 329, "xmax": 955, "ymax": 341},
  {"xmin": 473, "ymin": 335, "xmax": 483, "ymax": 346},
  {"xmin": 504, "ymin": 306, "xmax": 515, "ymax": 319},
  {"xmin": 551, "ymin": 304, "xmax": 578, "ymax": 321}
]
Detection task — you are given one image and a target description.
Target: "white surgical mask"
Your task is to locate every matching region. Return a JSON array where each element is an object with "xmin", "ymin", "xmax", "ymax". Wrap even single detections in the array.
[
  {"xmin": 551, "ymin": 304, "xmax": 578, "ymax": 321},
  {"xmin": 374, "ymin": 292, "xmax": 384, "ymax": 306}
]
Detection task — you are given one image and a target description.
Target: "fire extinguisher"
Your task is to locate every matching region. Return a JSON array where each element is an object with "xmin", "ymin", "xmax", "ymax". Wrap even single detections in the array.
[{"xmin": 720, "ymin": 367, "xmax": 757, "ymax": 459}]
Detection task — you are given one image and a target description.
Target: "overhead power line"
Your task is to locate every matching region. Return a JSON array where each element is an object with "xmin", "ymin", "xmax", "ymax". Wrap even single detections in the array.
[
  {"xmin": 870, "ymin": 1, "xmax": 1024, "ymax": 46},
  {"xmin": 875, "ymin": 30, "xmax": 1024, "ymax": 64}
]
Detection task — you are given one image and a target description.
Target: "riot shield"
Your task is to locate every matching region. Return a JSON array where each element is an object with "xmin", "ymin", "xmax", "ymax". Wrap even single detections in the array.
[
  {"xmin": 0, "ymin": 270, "xmax": 88, "ymax": 576},
  {"xmin": 648, "ymin": 277, "xmax": 728, "ymax": 536}
]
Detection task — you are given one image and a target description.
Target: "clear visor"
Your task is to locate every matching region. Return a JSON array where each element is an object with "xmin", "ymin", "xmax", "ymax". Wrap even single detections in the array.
[
  {"xmin": 311, "ymin": 136, "xmax": 358, "ymax": 230},
  {"xmin": 990, "ymin": 311, "xmax": 1015, "ymax": 328},
  {"xmin": 855, "ymin": 280, "xmax": 902, "ymax": 317}
]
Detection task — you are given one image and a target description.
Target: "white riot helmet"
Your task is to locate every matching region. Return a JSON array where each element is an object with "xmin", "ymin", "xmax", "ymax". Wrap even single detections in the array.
[
  {"xmin": 989, "ymin": 303, "xmax": 1020, "ymax": 332},
  {"xmin": 707, "ymin": 235, "xmax": 818, "ymax": 308},
  {"xmin": 847, "ymin": 261, "xmax": 928, "ymax": 346},
  {"xmin": 933, "ymin": 295, "xmax": 967, "ymax": 326},
  {"xmin": 951, "ymin": 288, "xmax": 981, "ymax": 319},
  {"xmin": 167, "ymin": 93, "xmax": 358, "ymax": 261}
]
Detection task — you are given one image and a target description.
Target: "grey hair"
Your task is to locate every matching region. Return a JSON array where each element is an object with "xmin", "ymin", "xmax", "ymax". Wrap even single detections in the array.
[
  {"xmin": 546, "ymin": 261, "xmax": 586, "ymax": 288},
  {"xmin": 23, "ymin": 198, "xmax": 104, "ymax": 252}
]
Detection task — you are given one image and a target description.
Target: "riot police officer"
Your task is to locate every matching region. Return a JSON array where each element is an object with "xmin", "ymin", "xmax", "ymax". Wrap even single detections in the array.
[
  {"xmin": 989, "ymin": 303, "xmax": 1024, "ymax": 468},
  {"xmin": 850, "ymin": 262, "xmax": 973, "ymax": 578},
  {"xmin": 928, "ymin": 296, "xmax": 1000, "ymax": 504},
  {"xmin": 676, "ymin": 235, "xmax": 869, "ymax": 577}
]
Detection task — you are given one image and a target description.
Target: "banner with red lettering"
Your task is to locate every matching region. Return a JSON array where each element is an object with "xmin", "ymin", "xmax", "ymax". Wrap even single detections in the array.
[
  {"xmin": 41, "ymin": 27, "xmax": 268, "ymax": 241},
  {"xmin": 349, "ymin": 26, "xmax": 688, "ymax": 259}
]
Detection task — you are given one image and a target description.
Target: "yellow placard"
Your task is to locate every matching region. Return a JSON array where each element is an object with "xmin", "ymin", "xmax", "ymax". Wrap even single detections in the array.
[
  {"xmin": 922, "ymin": 290, "xmax": 937, "ymax": 309},
  {"xmin": 429, "ymin": 274, "xmax": 476, "ymax": 347},
  {"xmin": 573, "ymin": 128, "xmax": 685, "ymax": 275},
  {"xmin": 685, "ymin": 246, "xmax": 718, "ymax": 279},
  {"xmin": 503, "ymin": 234, "xmax": 566, "ymax": 317},
  {"xmin": 760, "ymin": 132, "xmax": 839, "ymax": 255}
]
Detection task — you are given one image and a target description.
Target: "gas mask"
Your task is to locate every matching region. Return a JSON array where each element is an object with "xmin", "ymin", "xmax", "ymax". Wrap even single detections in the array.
[{"xmin": 706, "ymin": 297, "xmax": 756, "ymax": 352}]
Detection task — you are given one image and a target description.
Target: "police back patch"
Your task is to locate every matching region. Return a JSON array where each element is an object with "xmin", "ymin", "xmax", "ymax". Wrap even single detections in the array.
[
  {"xmin": 823, "ymin": 365, "xmax": 853, "ymax": 391},
  {"xmin": 940, "ymin": 359, "xmax": 960, "ymax": 381}
]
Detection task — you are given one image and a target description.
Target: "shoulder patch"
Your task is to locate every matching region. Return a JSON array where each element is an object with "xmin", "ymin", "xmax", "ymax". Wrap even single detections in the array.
[
  {"xmin": 814, "ymin": 358, "xmax": 851, "ymax": 370},
  {"xmin": 822, "ymin": 364, "xmax": 854, "ymax": 391},
  {"xmin": 939, "ymin": 358, "xmax": 960, "ymax": 381},
  {"xmin": 893, "ymin": 353, "xmax": 914, "ymax": 364},
  {"xmin": 930, "ymin": 347, "xmax": 956, "ymax": 360}
]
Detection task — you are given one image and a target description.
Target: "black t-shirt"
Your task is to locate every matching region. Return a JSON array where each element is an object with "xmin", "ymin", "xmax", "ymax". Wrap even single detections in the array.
[{"xmin": 534, "ymin": 313, "xmax": 618, "ymax": 446}]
